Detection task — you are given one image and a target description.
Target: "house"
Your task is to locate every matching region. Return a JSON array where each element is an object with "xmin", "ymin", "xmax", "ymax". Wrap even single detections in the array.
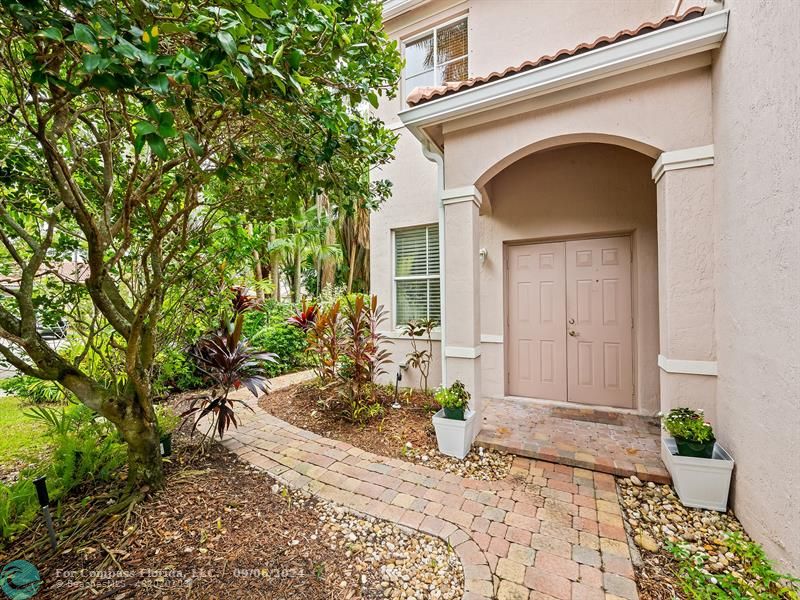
[{"xmin": 370, "ymin": 0, "xmax": 799, "ymax": 571}]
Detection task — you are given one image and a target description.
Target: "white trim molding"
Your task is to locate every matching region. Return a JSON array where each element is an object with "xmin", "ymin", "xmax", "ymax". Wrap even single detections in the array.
[
  {"xmin": 379, "ymin": 330, "xmax": 442, "ymax": 341},
  {"xmin": 658, "ymin": 354, "xmax": 718, "ymax": 376},
  {"xmin": 441, "ymin": 185, "xmax": 482, "ymax": 208},
  {"xmin": 399, "ymin": 10, "xmax": 728, "ymax": 144},
  {"xmin": 652, "ymin": 144, "xmax": 715, "ymax": 182},
  {"xmin": 445, "ymin": 345, "xmax": 482, "ymax": 359},
  {"xmin": 383, "ymin": 0, "xmax": 430, "ymax": 20},
  {"xmin": 480, "ymin": 334, "xmax": 504, "ymax": 344}
]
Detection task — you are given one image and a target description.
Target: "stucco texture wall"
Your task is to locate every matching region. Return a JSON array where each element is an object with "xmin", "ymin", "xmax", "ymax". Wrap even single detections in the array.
[
  {"xmin": 478, "ymin": 144, "xmax": 659, "ymax": 411},
  {"xmin": 711, "ymin": 0, "xmax": 800, "ymax": 573}
]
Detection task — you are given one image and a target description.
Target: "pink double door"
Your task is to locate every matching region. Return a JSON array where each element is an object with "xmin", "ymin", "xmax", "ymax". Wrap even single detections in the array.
[{"xmin": 506, "ymin": 236, "xmax": 634, "ymax": 408}]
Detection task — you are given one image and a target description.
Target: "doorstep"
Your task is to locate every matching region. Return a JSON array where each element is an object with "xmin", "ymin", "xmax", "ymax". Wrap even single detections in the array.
[{"xmin": 476, "ymin": 397, "xmax": 671, "ymax": 483}]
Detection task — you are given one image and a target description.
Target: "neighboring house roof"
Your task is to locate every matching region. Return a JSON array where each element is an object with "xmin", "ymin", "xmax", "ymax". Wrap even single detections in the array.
[{"xmin": 406, "ymin": 6, "xmax": 706, "ymax": 107}]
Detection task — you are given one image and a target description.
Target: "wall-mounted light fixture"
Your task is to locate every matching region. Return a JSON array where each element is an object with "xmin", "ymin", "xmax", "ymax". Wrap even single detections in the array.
[{"xmin": 479, "ymin": 248, "xmax": 488, "ymax": 264}]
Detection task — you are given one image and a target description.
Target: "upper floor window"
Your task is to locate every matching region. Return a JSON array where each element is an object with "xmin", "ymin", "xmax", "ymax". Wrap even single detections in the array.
[{"xmin": 404, "ymin": 17, "xmax": 468, "ymax": 91}]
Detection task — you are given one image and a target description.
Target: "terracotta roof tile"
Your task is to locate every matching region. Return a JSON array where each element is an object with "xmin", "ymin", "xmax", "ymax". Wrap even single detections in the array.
[{"xmin": 406, "ymin": 7, "xmax": 706, "ymax": 107}]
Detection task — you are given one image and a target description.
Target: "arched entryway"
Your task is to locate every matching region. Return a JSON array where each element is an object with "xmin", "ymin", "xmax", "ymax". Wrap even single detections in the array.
[{"xmin": 478, "ymin": 143, "xmax": 659, "ymax": 412}]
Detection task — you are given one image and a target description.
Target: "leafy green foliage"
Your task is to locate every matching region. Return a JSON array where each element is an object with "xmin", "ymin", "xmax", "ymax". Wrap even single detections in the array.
[
  {"xmin": 668, "ymin": 533, "xmax": 800, "ymax": 599},
  {"xmin": 1, "ymin": 403, "xmax": 127, "ymax": 540},
  {"xmin": 0, "ymin": 0, "xmax": 401, "ymax": 487},
  {"xmin": 434, "ymin": 380, "xmax": 470, "ymax": 411},
  {"xmin": 662, "ymin": 407, "xmax": 714, "ymax": 443},
  {"xmin": 0, "ymin": 376, "xmax": 69, "ymax": 405}
]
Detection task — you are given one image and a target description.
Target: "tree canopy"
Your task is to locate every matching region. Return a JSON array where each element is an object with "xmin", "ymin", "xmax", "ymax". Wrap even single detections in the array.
[{"xmin": 0, "ymin": 0, "xmax": 400, "ymax": 487}]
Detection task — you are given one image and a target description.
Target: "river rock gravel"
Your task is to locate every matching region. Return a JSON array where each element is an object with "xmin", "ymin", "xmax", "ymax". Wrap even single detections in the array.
[
  {"xmin": 274, "ymin": 484, "xmax": 464, "ymax": 599},
  {"xmin": 618, "ymin": 476, "xmax": 750, "ymax": 580},
  {"xmin": 404, "ymin": 443, "xmax": 512, "ymax": 481}
]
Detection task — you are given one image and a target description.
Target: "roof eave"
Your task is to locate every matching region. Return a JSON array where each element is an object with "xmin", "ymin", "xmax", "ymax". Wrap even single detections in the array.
[
  {"xmin": 383, "ymin": 0, "xmax": 431, "ymax": 21},
  {"xmin": 398, "ymin": 9, "xmax": 729, "ymax": 147}
]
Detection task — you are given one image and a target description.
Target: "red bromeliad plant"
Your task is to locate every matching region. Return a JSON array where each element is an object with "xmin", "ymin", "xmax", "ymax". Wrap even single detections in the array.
[{"xmin": 182, "ymin": 291, "xmax": 276, "ymax": 439}]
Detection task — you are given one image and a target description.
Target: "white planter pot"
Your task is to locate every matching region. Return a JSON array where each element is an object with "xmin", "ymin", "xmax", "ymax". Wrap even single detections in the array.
[
  {"xmin": 432, "ymin": 408, "xmax": 476, "ymax": 459},
  {"xmin": 662, "ymin": 437, "xmax": 734, "ymax": 512}
]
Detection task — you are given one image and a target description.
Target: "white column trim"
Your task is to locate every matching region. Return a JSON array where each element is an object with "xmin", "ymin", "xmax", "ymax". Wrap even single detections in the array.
[
  {"xmin": 652, "ymin": 144, "xmax": 714, "ymax": 182},
  {"xmin": 480, "ymin": 334, "xmax": 504, "ymax": 344},
  {"xmin": 445, "ymin": 345, "xmax": 482, "ymax": 359},
  {"xmin": 658, "ymin": 354, "xmax": 718, "ymax": 376},
  {"xmin": 442, "ymin": 186, "xmax": 482, "ymax": 208}
]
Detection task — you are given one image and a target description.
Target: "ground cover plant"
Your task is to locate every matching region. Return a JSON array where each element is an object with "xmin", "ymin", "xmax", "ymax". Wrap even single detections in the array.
[{"xmin": 0, "ymin": 395, "xmax": 49, "ymax": 478}]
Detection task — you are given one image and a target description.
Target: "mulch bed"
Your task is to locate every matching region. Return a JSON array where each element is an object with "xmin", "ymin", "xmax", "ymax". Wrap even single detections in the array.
[
  {"xmin": 259, "ymin": 382, "xmax": 440, "ymax": 460},
  {"xmin": 0, "ymin": 435, "xmax": 381, "ymax": 599}
]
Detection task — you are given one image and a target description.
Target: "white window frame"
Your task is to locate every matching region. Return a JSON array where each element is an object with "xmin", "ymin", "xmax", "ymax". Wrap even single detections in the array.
[
  {"xmin": 392, "ymin": 224, "xmax": 441, "ymax": 329},
  {"xmin": 402, "ymin": 15, "xmax": 469, "ymax": 96}
]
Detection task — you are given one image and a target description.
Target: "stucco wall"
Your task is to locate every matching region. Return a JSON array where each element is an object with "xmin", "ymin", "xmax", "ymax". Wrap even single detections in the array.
[
  {"xmin": 711, "ymin": 0, "xmax": 800, "ymax": 573},
  {"xmin": 479, "ymin": 144, "xmax": 659, "ymax": 411}
]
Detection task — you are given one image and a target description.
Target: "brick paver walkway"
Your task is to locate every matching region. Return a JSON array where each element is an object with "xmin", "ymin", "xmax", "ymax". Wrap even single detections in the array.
[
  {"xmin": 477, "ymin": 398, "xmax": 669, "ymax": 484},
  {"xmin": 224, "ymin": 376, "xmax": 639, "ymax": 600}
]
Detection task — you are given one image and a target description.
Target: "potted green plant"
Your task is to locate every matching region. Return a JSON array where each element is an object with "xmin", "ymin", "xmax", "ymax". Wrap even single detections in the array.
[
  {"xmin": 435, "ymin": 380, "xmax": 470, "ymax": 420},
  {"xmin": 432, "ymin": 380, "xmax": 475, "ymax": 459},
  {"xmin": 662, "ymin": 407, "xmax": 715, "ymax": 458},
  {"xmin": 660, "ymin": 407, "xmax": 734, "ymax": 512}
]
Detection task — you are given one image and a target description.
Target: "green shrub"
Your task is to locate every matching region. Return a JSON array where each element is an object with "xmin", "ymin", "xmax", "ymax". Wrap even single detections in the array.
[
  {"xmin": 0, "ymin": 403, "xmax": 127, "ymax": 541},
  {"xmin": 0, "ymin": 376, "xmax": 69, "ymax": 405},
  {"xmin": 250, "ymin": 322, "xmax": 308, "ymax": 377},
  {"xmin": 153, "ymin": 347, "xmax": 205, "ymax": 393},
  {"xmin": 669, "ymin": 532, "xmax": 800, "ymax": 599}
]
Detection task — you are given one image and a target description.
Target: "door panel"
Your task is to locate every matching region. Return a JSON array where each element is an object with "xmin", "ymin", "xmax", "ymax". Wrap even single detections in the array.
[
  {"xmin": 507, "ymin": 242, "xmax": 567, "ymax": 401},
  {"xmin": 565, "ymin": 237, "xmax": 633, "ymax": 408}
]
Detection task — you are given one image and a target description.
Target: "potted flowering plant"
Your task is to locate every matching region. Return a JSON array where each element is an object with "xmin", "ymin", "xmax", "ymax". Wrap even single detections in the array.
[
  {"xmin": 662, "ymin": 407, "xmax": 715, "ymax": 458},
  {"xmin": 432, "ymin": 380, "xmax": 476, "ymax": 459},
  {"xmin": 435, "ymin": 380, "xmax": 470, "ymax": 420},
  {"xmin": 660, "ymin": 407, "xmax": 734, "ymax": 512}
]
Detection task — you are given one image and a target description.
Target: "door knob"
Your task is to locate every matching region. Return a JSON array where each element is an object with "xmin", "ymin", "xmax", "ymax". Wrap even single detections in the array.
[
  {"xmin": 568, "ymin": 330, "xmax": 577, "ymax": 337},
  {"xmin": 568, "ymin": 318, "xmax": 575, "ymax": 325}
]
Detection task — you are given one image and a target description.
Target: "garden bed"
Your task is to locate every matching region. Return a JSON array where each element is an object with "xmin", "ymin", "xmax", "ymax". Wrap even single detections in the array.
[
  {"xmin": 258, "ymin": 381, "xmax": 512, "ymax": 480},
  {"xmin": 618, "ymin": 476, "xmax": 798, "ymax": 599},
  {"xmin": 1, "ymin": 434, "xmax": 463, "ymax": 599}
]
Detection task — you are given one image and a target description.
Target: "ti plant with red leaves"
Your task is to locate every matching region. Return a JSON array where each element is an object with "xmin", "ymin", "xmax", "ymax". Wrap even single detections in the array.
[
  {"xmin": 304, "ymin": 301, "xmax": 342, "ymax": 383},
  {"xmin": 182, "ymin": 291, "xmax": 276, "ymax": 439},
  {"xmin": 287, "ymin": 300, "xmax": 319, "ymax": 331},
  {"xmin": 338, "ymin": 295, "xmax": 391, "ymax": 421}
]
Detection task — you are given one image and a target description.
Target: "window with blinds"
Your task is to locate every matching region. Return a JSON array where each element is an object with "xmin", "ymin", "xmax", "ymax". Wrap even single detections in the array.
[
  {"xmin": 404, "ymin": 17, "xmax": 468, "ymax": 92},
  {"xmin": 394, "ymin": 225, "xmax": 440, "ymax": 327}
]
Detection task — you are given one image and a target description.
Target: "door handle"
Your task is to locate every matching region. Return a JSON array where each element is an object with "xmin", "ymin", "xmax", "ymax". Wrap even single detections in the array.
[{"xmin": 568, "ymin": 330, "xmax": 577, "ymax": 337}]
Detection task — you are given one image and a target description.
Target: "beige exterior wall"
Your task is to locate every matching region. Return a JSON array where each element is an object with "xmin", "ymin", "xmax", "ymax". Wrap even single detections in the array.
[
  {"xmin": 372, "ymin": 0, "xmax": 800, "ymax": 570},
  {"xmin": 711, "ymin": 0, "xmax": 800, "ymax": 573},
  {"xmin": 479, "ymin": 144, "xmax": 659, "ymax": 412}
]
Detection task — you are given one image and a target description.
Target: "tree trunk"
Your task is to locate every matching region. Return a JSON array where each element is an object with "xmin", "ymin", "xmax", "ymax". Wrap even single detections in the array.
[
  {"xmin": 120, "ymin": 414, "xmax": 163, "ymax": 490},
  {"xmin": 293, "ymin": 250, "xmax": 302, "ymax": 302},
  {"xmin": 253, "ymin": 252, "xmax": 265, "ymax": 302},
  {"xmin": 249, "ymin": 224, "xmax": 265, "ymax": 303},
  {"xmin": 318, "ymin": 194, "xmax": 336, "ymax": 292},
  {"xmin": 269, "ymin": 225, "xmax": 280, "ymax": 301},
  {"xmin": 347, "ymin": 240, "xmax": 357, "ymax": 293},
  {"xmin": 62, "ymin": 373, "xmax": 164, "ymax": 490}
]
